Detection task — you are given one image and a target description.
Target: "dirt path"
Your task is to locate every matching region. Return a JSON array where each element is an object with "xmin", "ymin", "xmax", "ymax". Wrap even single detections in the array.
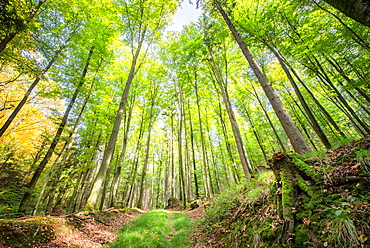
[
  {"xmin": 36, "ymin": 209, "xmax": 148, "ymax": 248},
  {"xmin": 166, "ymin": 204, "xmax": 205, "ymax": 222}
]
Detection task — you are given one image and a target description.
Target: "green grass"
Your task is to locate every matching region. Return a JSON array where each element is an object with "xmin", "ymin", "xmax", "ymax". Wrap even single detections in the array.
[{"xmin": 107, "ymin": 210, "xmax": 193, "ymax": 248}]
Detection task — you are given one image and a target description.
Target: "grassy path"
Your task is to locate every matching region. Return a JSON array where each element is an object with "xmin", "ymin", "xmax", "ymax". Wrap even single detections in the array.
[{"xmin": 108, "ymin": 210, "xmax": 193, "ymax": 248}]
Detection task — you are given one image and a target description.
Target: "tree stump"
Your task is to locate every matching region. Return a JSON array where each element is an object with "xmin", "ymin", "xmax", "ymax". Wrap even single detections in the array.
[{"xmin": 269, "ymin": 152, "xmax": 319, "ymax": 244}]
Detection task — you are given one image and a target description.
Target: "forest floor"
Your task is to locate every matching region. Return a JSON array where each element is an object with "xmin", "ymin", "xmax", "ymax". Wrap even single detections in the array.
[
  {"xmin": 35, "ymin": 208, "xmax": 148, "ymax": 248},
  {"xmin": 14, "ymin": 204, "xmax": 205, "ymax": 247}
]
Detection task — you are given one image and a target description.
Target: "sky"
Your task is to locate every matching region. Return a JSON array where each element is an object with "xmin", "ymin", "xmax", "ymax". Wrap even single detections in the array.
[{"xmin": 167, "ymin": 1, "xmax": 202, "ymax": 31}]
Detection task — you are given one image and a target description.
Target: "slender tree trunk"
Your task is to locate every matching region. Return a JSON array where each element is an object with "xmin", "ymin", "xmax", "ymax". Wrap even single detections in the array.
[
  {"xmin": 75, "ymin": 131, "xmax": 103, "ymax": 212},
  {"xmin": 164, "ymin": 137, "xmax": 170, "ymax": 204},
  {"xmin": 214, "ymin": 0, "xmax": 311, "ymax": 154},
  {"xmin": 137, "ymin": 95, "xmax": 157, "ymax": 209},
  {"xmin": 68, "ymin": 171, "xmax": 83, "ymax": 213},
  {"xmin": 0, "ymin": 32, "xmax": 75, "ymax": 137},
  {"xmin": 109, "ymin": 94, "xmax": 134, "ymax": 207},
  {"xmin": 155, "ymin": 157, "xmax": 163, "ymax": 208},
  {"xmin": 84, "ymin": 30, "xmax": 146, "ymax": 210},
  {"xmin": 18, "ymin": 46, "xmax": 94, "ymax": 213},
  {"xmin": 99, "ymin": 167, "xmax": 112, "ymax": 211},
  {"xmin": 239, "ymin": 104, "xmax": 268, "ymax": 164},
  {"xmin": 207, "ymin": 47, "xmax": 251, "ymax": 178},
  {"xmin": 326, "ymin": 56, "xmax": 370, "ymax": 107},
  {"xmin": 205, "ymin": 113, "xmax": 220, "ymax": 193},
  {"xmin": 188, "ymin": 99, "xmax": 200, "ymax": 199},
  {"xmin": 215, "ymin": 101, "xmax": 241, "ymax": 183},
  {"xmin": 183, "ymin": 99, "xmax": 193, "ymax": 201},
  {"xmin": 123, "ymin": 107, "xmax": 146, "ymax": 207},
  {"xmin": 312, "ymin": 58, "xmax": 370, "ymax": 134},
  {"xmin": 42, "ymin": 58, "xmax": 101, "ymax": 215},
  {"xmin": 177, "ymin": 86, "xmax": 187, "ymax": 209},
  {"xmin": 193, "ymin": 81, "xmax": 211, "ymax": 198},
  {"xmin": 265, "ymin": 40, "xmax": 331, "ymax": 149},
  {"xmin": 170, "ymin": 113, "xmax": 176, "ymax": 198},
  {"xmin": 288, "ymin": 66, "xmax": 348, "ymax": 139}
]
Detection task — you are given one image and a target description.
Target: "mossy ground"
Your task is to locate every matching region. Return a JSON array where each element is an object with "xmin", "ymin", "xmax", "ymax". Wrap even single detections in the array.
[
  {"xmin": 193, "ymin": 137, "xmax": 370, "ymax": 248},
  {"xmin": 0, "ymin": 217, "xmax": 56, "ymax": 247}
]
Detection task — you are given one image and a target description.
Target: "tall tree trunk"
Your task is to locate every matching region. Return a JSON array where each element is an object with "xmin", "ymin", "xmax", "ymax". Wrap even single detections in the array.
[
  {"xmin": 238, "ymin": 104, "xmax": 268, "ymax": 164},
  {"xmin": 188, "ymin": 99, "xmax": 200, "ymax": 199},
  {"xmin": 177, "ymin": 86, "xmax": 187, "ymax": 208},
  {"xmin": 193, "ymin": 80, "xmax": 212, "ymax": 198},
  {"xmin": 99, "ymin": 166, "xmax": 112, "ymax": 211},
  {"xmin": 207, "ymin": 46, "xmax": 251, "ymax": 179},
  {"xmin": 137, "ymin": 91, "xmax": 157, "ymax": 209},
  {"xmin": 325, "ymin": 55, "xmax": 370, "ymax": 106},
  {"xmin": 311, "ymin": 57, "xmax": 370, "ymax": 134},
  {"xmin": 215, "ymin": 101, "xmax": 241, "ymax": 183},
  {"xmin": 164, "ymin": 136, "xmax": 170, "ymax": 204},
  {"xmin": 214, "ymin": 0, "xmax": 311, "ymax": 155},
  {"xmin": 205, "ymin": 113, "xmax": 221, "ymax": 193},
  {"xmin": 124, "ymin": 107, "xmax": 146, "ymax": 207},
  {"xmin": 18, "ymin": 46, "xmax": 94, "ymax": 213},
  {"xmin": 42, "ymin": 58, "xmax": 101, "ymax": 215},
  {"xmin": 84, "ymin": 30, "xmax": 146, "ymax": 210},
  {"xmin": 288, "ymin": 66, "xmax": 348, "ymax": 139},
  {"xmin": 183, "ymin": 99, "xmax": 193, "ymax": 201},
  {"xmin": 108, "ymin": 94, "xmax": 134, "ymax": 207},
  {"xmin": 264, "ymin": 40, "xmax": 332, "ymax": 149},
  {"xmin": 170, "ymin": 112, "xmax": 176, "ymax": 198}
]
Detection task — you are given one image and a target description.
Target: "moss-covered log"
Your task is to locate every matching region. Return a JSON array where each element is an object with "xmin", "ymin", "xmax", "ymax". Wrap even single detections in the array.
[{"xmin": 269, "ymin": 152, "xmax": 320, "ymax": 244}]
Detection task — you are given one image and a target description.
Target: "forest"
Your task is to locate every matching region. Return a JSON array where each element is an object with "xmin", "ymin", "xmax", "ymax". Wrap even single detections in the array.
[{"xmin": 0, "ymin": 0, "xmax": 369, "ymax": 247}]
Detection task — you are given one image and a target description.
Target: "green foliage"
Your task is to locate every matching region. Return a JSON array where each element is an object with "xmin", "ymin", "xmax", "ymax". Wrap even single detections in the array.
[{"xmin": 198, "ymin": 171, "xmax": 278, "ymax": 246}]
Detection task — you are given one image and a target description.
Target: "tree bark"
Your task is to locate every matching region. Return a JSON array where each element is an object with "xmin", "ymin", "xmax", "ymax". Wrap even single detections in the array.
[
  {"xmin": 193, "ymin": 80, "xmax": 212, "ymax": 198},
  {"xmin": 288, "ymin": 65, "xmax": 348, "ymax": 139},
  {"xmin": 269, "ymin": 152, "xmax": 319, "ymax": 244},
  {"xmin": 322, "ymin": 0, "xmax": 370, "ymax": 27},
  {"xmin": 251, "ymin": 85, "xmax": 287, "ymax": 153}
]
